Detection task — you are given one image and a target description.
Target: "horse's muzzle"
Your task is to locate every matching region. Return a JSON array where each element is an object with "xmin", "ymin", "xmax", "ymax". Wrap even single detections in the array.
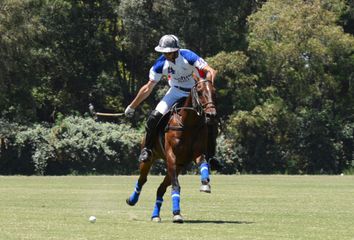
[{"xmin": 205, "ymin": 111, "xmax": 217, "ymax": 125}]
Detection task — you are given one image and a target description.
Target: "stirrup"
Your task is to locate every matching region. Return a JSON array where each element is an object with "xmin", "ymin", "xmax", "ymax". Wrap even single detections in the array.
[{"xmin": 139, "ymin": 148, "xmax": 152, "ymax": 162}]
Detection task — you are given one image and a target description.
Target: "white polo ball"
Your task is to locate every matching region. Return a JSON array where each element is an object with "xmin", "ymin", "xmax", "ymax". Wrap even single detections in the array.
[{"xmin": 89, "ymin": 216, "xmax": 96, "ymax": 223}]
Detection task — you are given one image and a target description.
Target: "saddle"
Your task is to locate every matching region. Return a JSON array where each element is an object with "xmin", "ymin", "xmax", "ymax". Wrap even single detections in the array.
[{"xmin": 155, "ymin": 97, "xmax": 187, "ymax": 154}]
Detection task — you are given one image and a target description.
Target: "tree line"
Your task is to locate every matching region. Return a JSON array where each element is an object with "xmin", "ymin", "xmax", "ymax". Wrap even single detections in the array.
[{"xmin": 0, "ymin": 0, "xmax": 354, "ymax": 175}]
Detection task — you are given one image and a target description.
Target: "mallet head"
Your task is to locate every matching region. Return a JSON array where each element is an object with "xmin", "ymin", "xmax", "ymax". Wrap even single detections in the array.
[{"xmin": 88, "ymin": 103, "xmax": 97, "ymax": 119}]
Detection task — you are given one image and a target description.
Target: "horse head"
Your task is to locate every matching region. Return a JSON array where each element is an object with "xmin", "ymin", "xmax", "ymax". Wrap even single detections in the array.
[{"xmin": 191, "ymin": 79, "xmax": 217, "ymax": 125}]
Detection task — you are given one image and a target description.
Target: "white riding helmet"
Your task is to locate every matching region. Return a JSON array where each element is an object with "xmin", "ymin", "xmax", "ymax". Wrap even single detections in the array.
[{"xmin": 154, "ymin": 34, "xmax": 180, "ymax": 53}]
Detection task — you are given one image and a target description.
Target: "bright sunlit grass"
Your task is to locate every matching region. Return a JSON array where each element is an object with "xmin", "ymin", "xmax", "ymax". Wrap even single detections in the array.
[{"xmin": 0, "ymin": 175, "xmax": 353, "ymax": 240}]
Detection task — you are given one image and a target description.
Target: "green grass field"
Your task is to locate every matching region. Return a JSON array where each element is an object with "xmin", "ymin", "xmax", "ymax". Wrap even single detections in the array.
[{"xmin": 0, "ymin": 175, "xmax": 353, "ymax": 240}]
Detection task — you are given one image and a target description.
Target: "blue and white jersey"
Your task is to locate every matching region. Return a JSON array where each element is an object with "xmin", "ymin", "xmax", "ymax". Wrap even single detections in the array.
[{"xmin": 149, "ymin": 49, "xmax": 208, "ymax": 89}]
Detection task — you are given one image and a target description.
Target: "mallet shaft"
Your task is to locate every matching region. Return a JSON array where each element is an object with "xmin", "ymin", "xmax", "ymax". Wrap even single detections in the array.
[{"xmin": 95, "ymin": 112, "xmax": 124, "ymax": 117}]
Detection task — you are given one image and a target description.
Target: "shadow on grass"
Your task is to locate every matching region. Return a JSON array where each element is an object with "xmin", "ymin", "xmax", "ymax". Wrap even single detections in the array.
[{"xmin": 184, "ymin": 220, "xmax": 254, "ymax": 224}]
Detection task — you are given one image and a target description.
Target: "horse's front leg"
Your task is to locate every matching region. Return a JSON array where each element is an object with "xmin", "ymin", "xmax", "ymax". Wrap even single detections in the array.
[
  {"xmin": 193, "ymin": 125, "xmax": 211, "ymax": 193},
  {"xmin": 126, "ymin": 160, "xmax": 153, "ymax": 206},
  {"xmin": 195, "ymin": 154, "xmax": 211, "ymax": 193},
  {"xmin": 151, "ymin": 174, "xmax": 171, "ymax": 222},
  {"xmin": 166, "ymin": 149, "xmax": 183, "ymax": 223}
]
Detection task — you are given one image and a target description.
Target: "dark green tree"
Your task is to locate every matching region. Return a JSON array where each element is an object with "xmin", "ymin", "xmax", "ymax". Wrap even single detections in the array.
[
  {"xmin": 225, "ymin": 0, "xmax": 354, "ymax": 173},
  {"xmin": 0, "ymin": 0, "xmax": 45, "ymax": 122},
  {"xmin": 33, "ymin": 0, "xmax": 126, "ymax": 119}
]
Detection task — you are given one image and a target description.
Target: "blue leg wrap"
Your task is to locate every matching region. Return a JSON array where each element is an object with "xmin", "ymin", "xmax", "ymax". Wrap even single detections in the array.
[
  {"xmin": 200, "ymin": 162, "xmax": 210, "ymax": 182},
  {"xmin": 128, "ymin": 182, "xmax": 142, "ymax": 205},
  {"xmin": 151, "ymin": 196, "xmax": 163, "ymax": 218},
  {"xmin": 171, "ymin": 190, "xmax": 180, "ymax": 214}
]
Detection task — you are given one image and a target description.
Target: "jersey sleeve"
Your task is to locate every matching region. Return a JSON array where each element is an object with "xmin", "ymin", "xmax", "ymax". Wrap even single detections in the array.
[
  {"xmin": 149, "ymin": 55, "xmax": 166, "ymax": 82},
  {"xmin": 180, "ymin": 49, "xmax": 208, "ymax": 70},
  {"xmin": 149, "ymin": 67, "xmax": 162, "ymax": 82}
]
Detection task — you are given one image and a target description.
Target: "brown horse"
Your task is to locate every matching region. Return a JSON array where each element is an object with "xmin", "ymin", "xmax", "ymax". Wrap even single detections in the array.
[{"xmin": 126, "ymin": 79, "xmax": 217, "ymax": 223}]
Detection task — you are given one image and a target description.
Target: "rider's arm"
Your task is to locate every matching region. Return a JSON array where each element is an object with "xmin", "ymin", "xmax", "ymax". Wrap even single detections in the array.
[
  {"xmin": 129, "ymin": 80, "xmax": 157, "ymax": 109},
  {"xmin": 202, "ymin": 65, "xmax": 217, "ymax": 85}
]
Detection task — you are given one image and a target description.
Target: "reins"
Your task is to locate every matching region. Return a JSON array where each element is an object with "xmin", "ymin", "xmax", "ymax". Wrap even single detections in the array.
[
  {"xmin": 175, "ymin": 79, "xmax": 215, "ymax": 116},
  {"xmin": 165, "ymin": 79, "xmax": 216, "ymax": 132},
  {"xmin": 191, "ymin": 80, "xmax": 216, "ymax": 115}
]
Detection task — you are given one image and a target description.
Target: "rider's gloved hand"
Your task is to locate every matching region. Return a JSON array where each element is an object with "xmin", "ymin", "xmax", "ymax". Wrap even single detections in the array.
[{"xmin": 124, "ymin": 105, "xmax": 135, "ymax": 117}]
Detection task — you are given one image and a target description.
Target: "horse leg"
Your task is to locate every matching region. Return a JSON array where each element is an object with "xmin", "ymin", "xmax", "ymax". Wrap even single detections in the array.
[
  {"xmin": 196, "ymin": 155, "xmax": 211, "ymax": 193},
  {"xmin": 126, "ymin": 160, "xmax": 153, "ymax": 206},
  {"xmin": 151, "ymin": 174, "xmax": 171, "ymax": 222},
  {"xmin": 165, "ymin": 151, "xmax": 183, "ymax": 223},
  {"xmin": 171, "ymin": 172, "xmax": 183, "ymax": 224}
]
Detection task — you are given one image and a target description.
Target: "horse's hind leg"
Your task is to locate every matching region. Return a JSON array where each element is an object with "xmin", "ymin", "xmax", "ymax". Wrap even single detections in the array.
[
  {"xmin": 151, "ymin": 174, "xmax": 171, "ymax": 222},
  {"xmin": 126, "ymin": 160, "xmax": 153, "ymax": 206}
]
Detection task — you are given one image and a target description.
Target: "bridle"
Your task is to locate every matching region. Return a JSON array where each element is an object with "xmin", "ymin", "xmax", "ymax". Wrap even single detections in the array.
[
  {"xmin": 168, "ymin": 79, "xmax": 217, "ymax": 131},
  {"xmin": 170, "ymin": 79, "xmax": 216, "ymax": 117},
  {"xmin": 191, "ymin": 79, "xmax": 216, "ymax": 116}
]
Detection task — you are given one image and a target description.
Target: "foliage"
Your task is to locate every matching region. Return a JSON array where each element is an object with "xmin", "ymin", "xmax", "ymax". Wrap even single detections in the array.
[
  {"xmin": 47, "ymin": 116, "xmax": 142, "ymax": 175},
  {"xmin": 214, "ymin": 134, "xmax": 240, "ymax": 174},
  {"xmin": 289, "ymin": 107, "xmax": 353, "ymax": 174},
  {"xmin": 207, "ymin": 51, "xmax": 259, "ymax": 116},
  {"xmin": 1, "ymin": 117, "xmax": 142, "ymax": 175},
  {"xmin": 0, "ymin": 0, "xmax": 46, "ymax": 122},
  {"xmin": 219, "ymin": 0, "xmax": 354, "ymax": 174},
  {"xmin": 1, "ymin": 0, "xmax": 354, "ymax": 174},
  {"xmin": 226, "ymin": 98, "xmax": 296, "ymax": 173},
  {"xmin": 33, "ymin": 0, "xmax": 126, "ymax": 119},
  {"xmin": 0, "ymin": 118, "xmax": 34, "ymax": 174},
  {"xmin": 247, "ymin": 0, "xmax": 354, "ymax": 111}
]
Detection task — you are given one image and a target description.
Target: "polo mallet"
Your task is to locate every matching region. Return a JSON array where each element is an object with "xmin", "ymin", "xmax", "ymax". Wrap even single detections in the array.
[{"xmin": 89, "ymin": 103, "xmax": 125, "ymax": 119}]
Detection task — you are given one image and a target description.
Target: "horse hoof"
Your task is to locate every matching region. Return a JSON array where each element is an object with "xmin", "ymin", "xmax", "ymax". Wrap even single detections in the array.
[
  {"xmin": 172, "ymin": 214, "xmax": 184, "ymax": 223},
  {"xmin": 126, "ymin": 198, "xmax": 136, "ymax": 206},
  {"xmin": 200, "ymin": 183, "xmax": 211, "ymax": 193},
  {"xmin": 151, "ymin": 216, "xmax": 161, "ymax": 223}
]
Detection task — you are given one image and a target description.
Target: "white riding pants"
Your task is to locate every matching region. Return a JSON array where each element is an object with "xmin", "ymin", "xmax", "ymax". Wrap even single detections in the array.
[{"xmin": 155, "ymin": 87, "xmax": 190, "ymax": 115}]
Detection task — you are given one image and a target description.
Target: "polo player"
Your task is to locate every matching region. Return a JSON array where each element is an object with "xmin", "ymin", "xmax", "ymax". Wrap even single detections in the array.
[{"xmin": 124, "ymin": 34, "xmax": 220, "ymax": 168}]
